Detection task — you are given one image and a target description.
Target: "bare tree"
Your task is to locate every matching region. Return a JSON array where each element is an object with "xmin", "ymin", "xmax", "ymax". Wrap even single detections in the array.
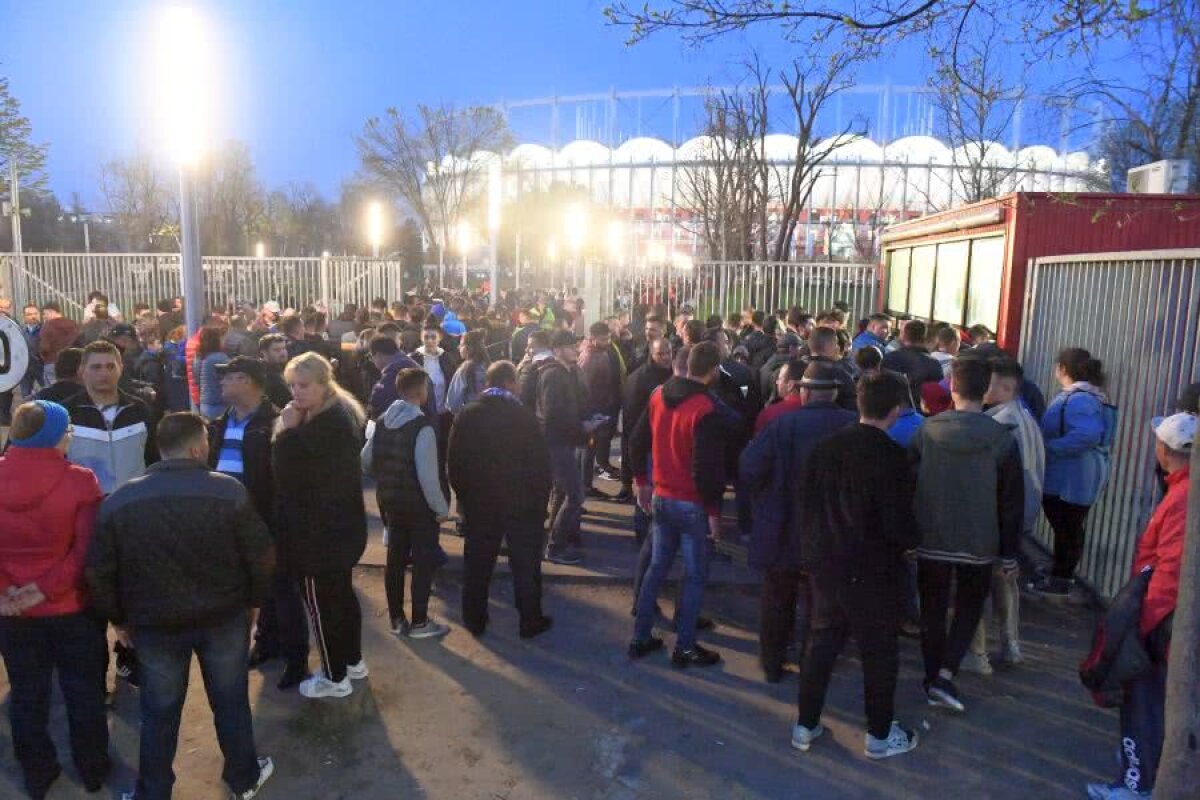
[
  {"xmin": 770, "ymin": 46, "xmax": 868, "ymax": 261},
  {"xmin": 928, "ymin": 17, "xmax": 1026, "ymax": 207},
  {"xmin": 357, "ymin": 104, "xmax": 511, "ymax": 281},
  {"xmin": 194, "ymin": 141, "xmax": 266, "ymax": 257},
  {"xmin": 98, "ymin": 152, "xmax": 176, "ymax": 251}
]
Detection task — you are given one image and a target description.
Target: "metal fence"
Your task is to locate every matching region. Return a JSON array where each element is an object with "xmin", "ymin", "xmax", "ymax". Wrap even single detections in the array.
[
  {"xmin": 599, "ymin": 260, "xmax": 878, "ymax": 322},
  {"xmin": 1019, "ymin": 249, "xmax": 1200, "ymax": 597},
  {"xmin": 1, "ymin": 253, "xmax": 404, "ymax": 320}
]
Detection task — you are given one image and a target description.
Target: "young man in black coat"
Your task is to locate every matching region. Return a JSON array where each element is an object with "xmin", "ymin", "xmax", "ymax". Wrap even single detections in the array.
[
  {"xmin": 792, "ymin": 371, "xmax": 920, "ymax": 760},
  {"xmin": 448, "ymin": 361, "xmax": 554, "ymax": 638},
  {"xmin": 207, "ymin": 357, "xmax": 309, "ymax": 690}
]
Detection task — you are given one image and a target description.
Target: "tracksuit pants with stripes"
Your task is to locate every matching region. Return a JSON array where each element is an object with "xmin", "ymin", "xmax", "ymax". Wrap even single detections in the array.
[{"xmin": 301, "ymin": 571, "xmax": 362, "ymax": 684}]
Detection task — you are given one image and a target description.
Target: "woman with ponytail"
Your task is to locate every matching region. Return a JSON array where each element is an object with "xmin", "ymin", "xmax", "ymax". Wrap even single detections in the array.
[
  {"xmin": 272, "ymin": 352, "xmax": 370, "ymax": 698},
  {"xmin": 1031, "ymin": 348, "xmax": 1114, "ymax": 595}
]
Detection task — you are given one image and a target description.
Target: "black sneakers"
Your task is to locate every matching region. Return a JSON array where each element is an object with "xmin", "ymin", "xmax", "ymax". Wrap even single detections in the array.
[
  {"xmin": 277, "ymin": 662, "xmax": 307, "ymax": 691},
  {"xmin": 520, "ymin": 616, "xmax": 554, "ymax": 639},
  {"xmin": 671, "ymin": 644, "xmax": 721, "ymax": 668},
  {"xmin": 924, "ymin": 676, "xmax": 965, "ymax": 712},
  {"xmin": 627, "ymin": 636, "xmax": 665, "ymax": 659}
]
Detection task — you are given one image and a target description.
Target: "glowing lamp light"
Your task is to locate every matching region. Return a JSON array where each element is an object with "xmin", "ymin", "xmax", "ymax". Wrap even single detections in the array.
[
  {"xmin": 155, "ymin": 7, "xmax": 211, "ymax": 166},
  {"xmin": 606, "ymin": 220, "xmax": 624, "ymax": 261},
  {"xmin": 672, "ymin": 252, "xmax": 694, "ymax": 271},
  {"xmin": 647, "ymin": 242, "xmax": 667, "ymax": 264},
  {"xmin": 546, "ymin": 237, "xmax": 559, "ymax": 261},
  {"xmin": 565, "ymin": 205, "xmax": 588, "ymax": 253},
  {"xmin": 487, "ymin": 160, "xmax": 502, "ymax": 233},
  {"xmin": 255, "ymin": 241, "xmax": 265, "ymax": 259},
  {"xmin": 367, "ymin": 201, "xmax": 386, "ymax": 255},
  {"xmin": 456, "ymin": 221, "xmax": 475, "ymax": 255}
]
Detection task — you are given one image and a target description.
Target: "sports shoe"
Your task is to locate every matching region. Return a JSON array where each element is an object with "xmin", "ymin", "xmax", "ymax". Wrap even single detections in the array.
[
  {"xmin": 277, "ymin": 662, "xmax": 307, "ymax": 691},
  {"xmin": 628, "ymin": 636, "xmax": 664, "ymax": 659},
  {"xmin": 391, "ymin": 613, "xmax": 410, "ymax": 636},
  {"xmin": 519, "ymin": 616, "xmax": 554, "ymax": 639},
  {"xmin": 597, "ymin": 469, "xmax": 620, "ymax": 482},
  {"xmin": 671, "ymin": 644, "xmax": 721, "ymax": 668},
  {"xmin": 959, "ymin": 651, "xmax": 994, "ymax": 676},
  {"xmin": 545, "ymin": 547, "xmax": 584, "ymax": 565},
  {"xmin": 345, "ymin": 660, "xmax": 370, "ymax": 679},
  {"xmin": 925, "ymin": 676, "xmax": 965, "ymax": 712},
  {"xmin": 231, "ymin": 757, "xmax": 274, "ymax": 799},
  {"xmin": 1027, "ymin": 574, "xmax": 1072, "ymax": 596},
  {"xmin": 1000, "ymin": 641, "xmax": 1024, "ymax": 665},
  {"xmin": 865, "ymin": 721, "xmax": 919, "ymax": 760},
  {"xmin": 790, "ymin": 722, "xmax": 824, "ymax": 752},
  {"xmin": 1086, "ymin": 782, "xmax": 1151, "ymax": 799},
  {"xmin": 298, "ymin": 674, "xmax": 352, "ymax": 699},
  {"xmin": 407, "ymin": 620, "xmax": 450, "ymax": 640}
]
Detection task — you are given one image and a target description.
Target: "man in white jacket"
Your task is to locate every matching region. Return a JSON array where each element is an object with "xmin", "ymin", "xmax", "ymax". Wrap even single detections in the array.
[
  {"xmin": 965, "ymin": 357, "xmax": 1046, "ymax": 671},
  {"xmin": 361, "ymin": 368, "xmax": 451, "ymax": 639}
]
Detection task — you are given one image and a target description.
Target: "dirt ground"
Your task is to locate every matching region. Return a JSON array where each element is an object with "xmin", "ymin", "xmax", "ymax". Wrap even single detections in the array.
[{"xmin": 0, "ymin": 499, "xmax": 1120, "ymax": 800}]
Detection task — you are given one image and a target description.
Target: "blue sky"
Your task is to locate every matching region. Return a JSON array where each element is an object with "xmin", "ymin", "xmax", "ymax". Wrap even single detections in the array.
[{"xmin": 5, "ymin": 1, "xmax": 948, "ymax": 207}]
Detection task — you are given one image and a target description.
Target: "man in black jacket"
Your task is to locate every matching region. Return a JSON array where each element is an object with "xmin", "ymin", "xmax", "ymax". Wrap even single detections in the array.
[
  {"xmin": 882, "ymin": 319, "xmax": 944, "ymax": 410},
  {"xmin": 800, "ymin": 327, "xmax": 858, "ymax": 413},
  {"xmin": 535, "ymin": 330, "xmax": 596, "ymax": 565},
  {"xmin": 792, "ymin": 372, "xmax": 920, "ymax": 759},
  {"xmin": 86, "ymin": 413, "xmax": 275, "ymax": 800},
  {"xmin": 207, "ymin": 356, "xmax": 308, "ymax": 690},
  {"xmin": 256, "ymin": 334, "xmax": 292, "ymax": 410},
  {"xmin": 449, "ymin": 361, "xmax": 554, "ymax": 638},
  {"xmin": 618, "ymin": 338, "xmax": 673, "ymax": 508}
]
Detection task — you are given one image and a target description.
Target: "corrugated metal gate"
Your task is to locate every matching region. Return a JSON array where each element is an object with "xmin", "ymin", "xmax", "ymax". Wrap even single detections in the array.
[
  {"xmin": 1, "ymin": 253, "xmax": 404, "ymax": 320},
  {"xmin": 1019, "ymin": 249, "xmax": 1200, "ymax": 597},
  {"xmin": 614, "ymin": 261, "xmax": 878, "ymax": 321}
]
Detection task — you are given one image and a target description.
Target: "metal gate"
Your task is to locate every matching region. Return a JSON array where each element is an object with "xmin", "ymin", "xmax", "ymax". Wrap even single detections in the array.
[
  {"xmin": 600, "ymin": 260, "xmax": 878, "ymax": 321},
  {"xmin": 1, "ymin": 253, "xmax": 404, "ymax": 320},
  {"xmin": 1019, "ymin": 249, "xmax": 1200, "ymax": 597}
]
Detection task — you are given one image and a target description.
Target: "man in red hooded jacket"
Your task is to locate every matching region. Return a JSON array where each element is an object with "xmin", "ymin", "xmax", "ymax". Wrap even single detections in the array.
[{"xmin": 1087, "ymin": 411, "xmax": 1194, "ymax": 800}]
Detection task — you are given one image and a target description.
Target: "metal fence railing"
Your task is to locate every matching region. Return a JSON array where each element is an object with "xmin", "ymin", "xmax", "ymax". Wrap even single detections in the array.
[
  {"xmin": 1, "ymin": 253, "xmax": 404, "ymax": 320},
  {"xmin": 1019, "ymin": 249, "xmax": 1200, "ymax": 598}
]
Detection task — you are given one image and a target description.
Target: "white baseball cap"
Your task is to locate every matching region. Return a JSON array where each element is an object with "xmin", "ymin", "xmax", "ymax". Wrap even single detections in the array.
[
  {"xmin": 262, "ymin": 301, "xmax": 281, "ymax": 314},
  {"xmin": 1152, "ymin": 412, "xmax": 1197, "ymax": 451}
]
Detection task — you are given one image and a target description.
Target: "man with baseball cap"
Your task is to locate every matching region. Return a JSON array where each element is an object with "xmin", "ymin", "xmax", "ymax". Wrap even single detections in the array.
[
  {"xmin": 1087, "ymin": 411, "xmax": 1194, "ymax": 800},
  {"xmin": 207, "ymin": 357, "xmax": 309, "ymax": 690},
  {"xmin": 740, "ymin": 361, "xmax": 858, "ymax": 682}
]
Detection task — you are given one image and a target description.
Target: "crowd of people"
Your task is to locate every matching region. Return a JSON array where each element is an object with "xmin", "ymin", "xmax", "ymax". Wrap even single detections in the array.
[{"xmin": 0, "ymin": 284, "xmax": 1192, "ymax": 799}]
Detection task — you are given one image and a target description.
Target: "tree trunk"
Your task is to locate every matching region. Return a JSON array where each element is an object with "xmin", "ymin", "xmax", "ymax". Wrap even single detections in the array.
[{"xmin": 1156, "ymin": 429, "xmax": 1200, "ymax": 798}]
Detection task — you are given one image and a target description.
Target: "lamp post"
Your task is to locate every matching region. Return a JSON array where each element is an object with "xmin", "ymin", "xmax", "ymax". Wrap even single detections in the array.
[
  {"xmin": 487, "ymin": 160, "xmax": 501, "ymax": 308},
  {"xmin": 367, "ymin": 200, "xmax": 385, "ymax": 258},
  {"xmin": 456, "ymin": 221, "xmax": 473, "ymax": 290},
  {"xmin": 255, "ymin": 241, "xmax": 265, "ymax": 260},
  {"xmin": 157, "ymin": 6, "xmax": 209, "ymax": 337}
]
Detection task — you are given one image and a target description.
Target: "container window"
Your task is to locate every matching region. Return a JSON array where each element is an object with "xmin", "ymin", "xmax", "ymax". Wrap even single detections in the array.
[
  {"xmin": 966, "ymin": 237, "xmax": 1005, "ymax": 332},
  {"xmin": 909, "ymin": 244, "xmax": 936, "ymax": 319},
  {"xmin": 933, "ymin": 240, "xmax": 969, "ymax": 325},
  {"xmin": 886, "ymin": 248, "xmax": 911, "ymax": 312}
]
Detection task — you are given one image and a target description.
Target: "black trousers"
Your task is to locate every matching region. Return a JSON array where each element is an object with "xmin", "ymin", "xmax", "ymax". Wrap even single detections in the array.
[
  {"xmin": 619, "ymin": 433, "xmax": 634, "ymax": 492},
  {"xmin": 385, "ymin": 518, "xmax": 441, "ymax": 626},
  {"xmin": 760, "ymin": 567, "xmax": 812, "ymax": 672},
  {"xmin": 301, "ymin": 571, "xmax": 362, "ymax": 683},
  {"xmin": 0, "ymin": 614, "xmax": 110, "ymax": 794},
  {"xmin": 592, "ymin": 420, "xmax": 617, "ymax": 472},
  {"xmin": 1042, "ymin": 495, "xmax": 1092, "ymax": 579},
  {"xmin": 462, "ymin": 513, "xmax": 545, "ymax": 632},
  {"xmin": 253, "ymin": 574, "xmax": 309, "ymax": 665},
  {"xmin": 917, "ymin": 559, "xmax": 993, "ymax": 683},
  {"xmin": 796, "ymin": 574, "xmax": 899, "ymax": 740}
]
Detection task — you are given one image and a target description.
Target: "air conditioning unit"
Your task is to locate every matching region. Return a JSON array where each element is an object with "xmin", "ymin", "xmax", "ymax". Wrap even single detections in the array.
[{"xmin": 1127, "ymin": 160, "xmax": 1191, "ymax": 194}]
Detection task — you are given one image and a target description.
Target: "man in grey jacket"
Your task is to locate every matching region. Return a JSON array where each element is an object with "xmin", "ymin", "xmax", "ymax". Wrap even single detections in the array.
[
  {"xmin": 964, "ymin": 358, "xmax": 1046, "ymax": 674},
  {"xmin": 911, "ymin": 357, "xmax": 1024, "ymax": 713}
]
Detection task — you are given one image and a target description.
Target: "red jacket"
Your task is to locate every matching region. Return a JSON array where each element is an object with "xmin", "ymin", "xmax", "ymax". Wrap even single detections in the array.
[
  {"xmin": 186, "ymin": 330, "xmax": 201, "ymax": 405},
  {"xmin": 1133, "ymin": 466, "xmax": 1188, "ymax": 637},
  {"xmin": 0, "ymin": 448, "xmax": 103, "ymax": 617}
]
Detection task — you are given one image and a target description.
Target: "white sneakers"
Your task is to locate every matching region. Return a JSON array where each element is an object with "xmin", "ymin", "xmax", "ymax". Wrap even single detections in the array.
[
  {"xmin": 298, "ymin": 660, "xmax": 369, "ymax": 698},
  {"xmin": 232, "ymin": 757, "xmax": 275, "ymax": 800},
  {"xmin": 790, "ymin": 722, "xmax": 825, "ymax": 752},
  {"xmin": 959, "ymin": 651, "xmax": 995, "ymax": 676},
  {"xmin": 346, "ymin": 660, "xmax": 370, "ymax": 680}
]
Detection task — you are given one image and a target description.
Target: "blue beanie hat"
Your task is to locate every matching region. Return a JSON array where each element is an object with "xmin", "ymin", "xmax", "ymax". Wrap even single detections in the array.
[{"xmin": 10, "ymin": 400, "xmax": 71, "ymax": 449}]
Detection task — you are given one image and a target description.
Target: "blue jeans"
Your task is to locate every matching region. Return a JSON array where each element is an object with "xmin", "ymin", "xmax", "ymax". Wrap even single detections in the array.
[
  {"xmin": 133, "ymin": 612, "xmax": 260, "ymax": 800},
  {"xmin": 634, "ymin": 496, "xmax": 710, "ymax": 650},
  {"xmin": 547, "ymin": 444, "xmax": 583, "ymax": 552},
  {"xmin": 0, "ymin": 613, "xmax": 110, "ymax": 793}
]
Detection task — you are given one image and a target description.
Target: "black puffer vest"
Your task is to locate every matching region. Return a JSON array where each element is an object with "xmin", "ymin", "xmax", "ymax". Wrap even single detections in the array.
[{"xmin": 372, "ymin": 415, "xmax": 437, "ymax": 531}]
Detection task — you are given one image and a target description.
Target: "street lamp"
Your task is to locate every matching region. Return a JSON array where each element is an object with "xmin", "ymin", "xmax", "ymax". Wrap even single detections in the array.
[
  {"xmin": 366, "ymin": 201, "xmax": 385, "ymax": 258},
  {"xmin": 456, "ymin": 220, "xmax": 474, "ymax": 289},
  {"xmin": 565, "ymin": 204, "xmax": 587, "ymax": 290},
  {"xmin": 487, "ymin": 160, "xmax": 502, "ymax": 308},
  {"xmin": 255, "ymin": 241, "xmax": 265, "ymax": 260},
  {"xmin": 156, "ymin": 6, "xmax": 211, "ymax": 337}
]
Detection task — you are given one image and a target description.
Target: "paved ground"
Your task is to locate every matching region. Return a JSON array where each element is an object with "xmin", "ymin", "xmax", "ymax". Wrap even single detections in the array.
[{"xmin": 0, "ymin": 490, "xmax": 1119, "ymax": 799}]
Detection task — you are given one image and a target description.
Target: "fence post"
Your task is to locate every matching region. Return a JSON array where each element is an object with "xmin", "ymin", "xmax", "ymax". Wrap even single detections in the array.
[{"xmin": 319, "ymin": 252, "xmax": 331, "ymax": 311}]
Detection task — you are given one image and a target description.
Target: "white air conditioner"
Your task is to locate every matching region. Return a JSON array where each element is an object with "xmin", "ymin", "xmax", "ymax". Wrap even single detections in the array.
[{"xmin": 1127, "ymin": 160, "xmax": 1192, "ymax": 194}]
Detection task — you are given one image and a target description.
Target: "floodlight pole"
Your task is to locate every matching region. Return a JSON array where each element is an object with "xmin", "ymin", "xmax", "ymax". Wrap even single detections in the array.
[{"xmin": 179, "ymin": 165, "xmax": 204, "ymax": 336}]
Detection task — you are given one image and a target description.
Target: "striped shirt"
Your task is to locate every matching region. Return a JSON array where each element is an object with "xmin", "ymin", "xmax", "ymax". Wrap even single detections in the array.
[{"xmin": 216, "ymin": 413, "xmax": 251, "ymax": 481}]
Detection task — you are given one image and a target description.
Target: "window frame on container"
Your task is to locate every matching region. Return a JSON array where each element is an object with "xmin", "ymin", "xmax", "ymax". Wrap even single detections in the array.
[
  {"xmin": 965, "ymin": 235, "xmax": 1005, "ymax": 333},
  {"xmin": 886, "ymin": 247, "xmax": 911, "ymax": 313},
  {"xmin": 908, "ymin": 243, "xmax": 937, "ymax": 319},
  {"xmin": 932, "ymin": 239, "xmax": 970, "ymax": 324}
]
